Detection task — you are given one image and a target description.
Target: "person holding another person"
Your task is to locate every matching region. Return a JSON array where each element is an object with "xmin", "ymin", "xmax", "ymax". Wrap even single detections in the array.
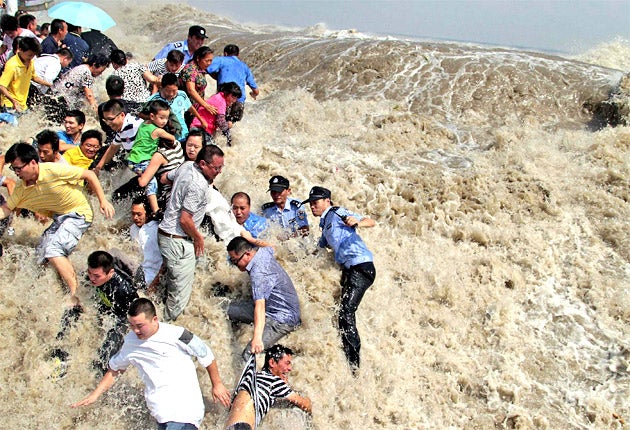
[
  {"xmin": 71, "ymin": 298, "xmax": 231, "ymax": 428},
  {"xmin": 226, "ymin": 237, "xmax": 301, "ymax": 360},
  {"xmin": 262, "ymin": 175, "xmax": 309, "ymax": 238},
  {"xmin": 153, "ymin": 25, "xmax": 209, "ymax": 64},
  {"xmin": 231, "ymin": 192, "xmax": 268, "ymax": 239},
  {"xmin": 301, "ymin": 186, "xmax": 376, "ymax": 373},
  {"xmin": 62, "ymin": 129, "xmax": 102, "ymax": 169},
  {"xmin": 179, "ymin": 46, "xmax": 217, "ymax": 121},
  {"xmin": 190, "ymin": 81, "xmax": 241, "ymax": 146}
]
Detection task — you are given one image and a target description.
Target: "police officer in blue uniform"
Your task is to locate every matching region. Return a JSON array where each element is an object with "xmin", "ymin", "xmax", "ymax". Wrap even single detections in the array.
[
  {"xmin": 153, "ymin": 25, "xmax": 209, "ymax": 64},
  {"xmin": 261, "ymin": 175, "xmax": 309, "ymax": 238},
  {"xmin": 302, "ymin": 186, "xmax": 376, "ymax": 373}
]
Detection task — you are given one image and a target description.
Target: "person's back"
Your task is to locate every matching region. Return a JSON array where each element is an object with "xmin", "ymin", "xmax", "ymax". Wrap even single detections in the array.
[
  {"xmin": 82, "ymin": 29, "xmax": 118, "ymax": 59},
  {"xmin": 64, "ymin": 24, "xmax": 89, "ymax": 68}
]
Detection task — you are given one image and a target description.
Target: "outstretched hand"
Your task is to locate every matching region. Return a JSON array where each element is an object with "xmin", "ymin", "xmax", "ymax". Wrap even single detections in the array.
[{"xmin": 212, "ymin": 382, "xmax": 231, "ymax": 408}]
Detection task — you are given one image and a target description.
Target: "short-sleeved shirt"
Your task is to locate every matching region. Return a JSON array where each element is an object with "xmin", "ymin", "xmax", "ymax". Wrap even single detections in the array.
[
  {"xmin": 33, "ymin": 54, "xmax": 61, "ymax": 94},
  {"xmin": 147, "ymin": 58, "xmax": 183, "ymax": 77},
  {"xmin": 128, "ymin": 122, "xmax": 158, "ymax": 164},
  {"xmin": 63, "ymin": 32, "xmax": 89, "ymax": 68},
  {"xmin": 112, "ymin": 62, "xmax": 151, "ymax": 103},
  {"xmin": 92, "ymin": 268, "xmax": 138, "ymax": 320},
  {"xmin": 243, "ymin": 212, "xmax": 268, "ymax": 238},
  {"xmin": 6, "ymin": 162, "xmax": 93, "ymax": 222},
  {"xmin": 54, "ymin": 64, "xmax": 94, "ymax": 109},
  {"xmin": 113, "ymin": 114, "xmax": 144, "ymax": 150},
  {"xmin": 261, "ymin": 197, "xmax": 309, "ymax": 233},
  {"xmin": 154, "ymin": 40, "xmax": 193, "ymax": 64},
  {"xmin": 206, "ymin": 55, "xmax": 258, "ymax": 103},
  {"xmin": 158, "ymin": 161, "xmax": 209, "ymax": 236},
  {"xmin": 109, "ymin": 322, "xmax": 215, "ymax": 427},
  {"xmin": 190, "ymin": 92, "xmax": 226, "ymax": 134},
  {"xmin": 56, "ymin": 130, "xmax": 79, "ymax": 146},
  {"xmin": 0, "ymin": 54, "xmax": 38, "ymax": 109},
  {"xmin": 147, "ymin": 90, "xmax": 192, "ymax": 139},
  {"xmin": 62, "ymin": 146, "xmax": 93, "ymax": 169},
  {"xmin": 246, "ymin": 246, "xmax": 301, "ymax": 325},
  {"xmin": 318, "ymin": 206, "xmax": 373, "ymax": 268},
  {"xmin": 237, "ymin": 368, "xmax": 293, "ymax": 427},
  {"xmin": 179, "ymin": 62, "xmax": 207, "ymax": 101},
  {"xmin": 40, "ymin": 35, "xmax": 60, "ymax": 55}
]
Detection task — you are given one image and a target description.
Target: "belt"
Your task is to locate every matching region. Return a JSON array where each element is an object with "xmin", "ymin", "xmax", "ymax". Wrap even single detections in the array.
[{"xmin": 158, "ymin": 229, "xmax": 190, "ymax": 240}]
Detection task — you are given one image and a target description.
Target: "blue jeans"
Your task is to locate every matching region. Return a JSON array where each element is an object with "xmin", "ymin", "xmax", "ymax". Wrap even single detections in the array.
[{"xmin": 157, "ymin": 422, "xmax": 198, "ymax": 430}]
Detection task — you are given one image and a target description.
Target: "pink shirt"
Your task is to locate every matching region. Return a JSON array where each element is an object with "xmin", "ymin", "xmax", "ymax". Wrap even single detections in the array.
[{"xmin": 190, "ymin": 92, "xmax": 227, "ymax": 135}]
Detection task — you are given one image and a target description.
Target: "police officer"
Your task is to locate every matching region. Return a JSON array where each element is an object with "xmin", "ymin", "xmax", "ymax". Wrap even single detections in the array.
[
  {"xmin": 302, "ymin": 186, "xmax": 376, "ymax": 373},
  {"xmin": 261, "ymin": 175, "xmax": 309, "ymax": 238},
  {"xmin": 153, "ymin": 25, "xmax": 209, "ymax": 64}
]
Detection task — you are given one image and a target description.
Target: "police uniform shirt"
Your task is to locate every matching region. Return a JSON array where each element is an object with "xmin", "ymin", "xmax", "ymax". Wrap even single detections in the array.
[{"xmin": 261, "ymin": 197, "xmax": 308, "ymax": 233}]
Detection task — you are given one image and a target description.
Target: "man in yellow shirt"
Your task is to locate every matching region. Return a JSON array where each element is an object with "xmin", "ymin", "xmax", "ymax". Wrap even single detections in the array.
[
  {"xmin": 0, "ymin": 143, "xmax": 115, "ymax": 307},
  {"xmin": 0, "ymin": 37, "xmax": 52, "ymax": 111},
  {"xmin": 63, "ymin": 129, "xmax": 103, "ymax": 169}
]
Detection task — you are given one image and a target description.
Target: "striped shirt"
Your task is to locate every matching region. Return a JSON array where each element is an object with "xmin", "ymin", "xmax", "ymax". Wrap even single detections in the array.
[{"xmin": 237, "ymin": 364, "xmax": 293, "ymax": 427}]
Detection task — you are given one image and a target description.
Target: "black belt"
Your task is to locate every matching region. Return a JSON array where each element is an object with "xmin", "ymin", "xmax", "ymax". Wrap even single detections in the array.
[{"xmin": 158, "ymin": 229, "xmax": 190, "ymax": 240}]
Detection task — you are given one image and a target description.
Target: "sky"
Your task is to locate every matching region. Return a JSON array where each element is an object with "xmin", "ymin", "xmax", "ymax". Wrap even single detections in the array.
[{"xmin": 189, "ymin": 0, "xmax": 630, "ymax": 54}]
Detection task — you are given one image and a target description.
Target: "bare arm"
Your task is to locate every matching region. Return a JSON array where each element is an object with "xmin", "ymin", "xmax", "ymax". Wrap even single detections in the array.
[
  {"xmin": 240, "ymin": 229, "xmax": 273, "ymax": 250},
  {"xmin": 70, "ymin": 368, "xmax": 122, "ymax": 407},
  {"xmin": 81, "ymin": 169, "xmax": 115, "ymax": 219},
  {"xmin": 141, "ymin": 69, "xmax": 160, "ymax": 86},
  {"xmin": 285, "ymin": 392, "xmax": 312, "ymax": 413},
  {"xmin": 31, "ymin": 75, "xmax": 52, "ymax": 87},
  {"xmin": 205, "ymin": 360, "xmax": 230, "ymax": 408},
  {"xmin": 344, "ymin": 216, "xmax": 375, "ymax": 229},
  {"xmin": 185, "ymin": 80, "xmax": 217, "ymax": 115},
  {"xmin": 251, "ymin": 299, "xmax": 266, "ymax": 354},
  {"xmin": 0, "ymin": 85, "xmax": 19, "ymax": 110},
  {"xmin": 138, "ymin": 152, "xmax": 166, "ymax": 187},
  {"xmin": 94, "ymin": 143, "xmax": 121, "ymax": 174},
  {"xmin": 83, "ymin": 86, "xmax": 98, "ymax": 111},
  {"xmin": 150, "ymin": 127, "xmax": 175, "ymax": 142}
]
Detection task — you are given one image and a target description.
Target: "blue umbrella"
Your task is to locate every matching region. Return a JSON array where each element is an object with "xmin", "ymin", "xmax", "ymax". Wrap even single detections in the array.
[{"xmin": 47, "ymin": 1, "xmax": 116, "ymax": 31}]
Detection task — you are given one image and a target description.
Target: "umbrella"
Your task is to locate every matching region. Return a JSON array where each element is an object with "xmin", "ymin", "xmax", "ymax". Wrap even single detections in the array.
[{"xmin": 47, "ymin": 1, "xmax": 116, "ymax": 31}]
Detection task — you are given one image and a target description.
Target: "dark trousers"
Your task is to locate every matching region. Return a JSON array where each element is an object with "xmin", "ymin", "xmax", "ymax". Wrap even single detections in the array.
[{"xmin": 339, "ymin": 261, "xmax": 376, "ymax": 369}]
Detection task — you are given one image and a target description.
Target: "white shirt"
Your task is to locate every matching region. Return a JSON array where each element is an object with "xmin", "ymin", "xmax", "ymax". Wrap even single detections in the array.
[
  {"xmin": 130, "ymin": 220, "xmax": 162, "ymax": 285},
  {"xmin": 109, "ymin": 322, "xmax": 215, "ymax": 427},
  {"xmin": 205, "ymin": 186, "xmax": 243, "ymax": 242},
  {"xmin": 33, "ymin": 54, "xmax": 61, "ymax": 94}
]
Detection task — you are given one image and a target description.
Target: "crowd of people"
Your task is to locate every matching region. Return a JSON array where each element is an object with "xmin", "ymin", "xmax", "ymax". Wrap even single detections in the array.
[{"xmin": 0, "ymin": 14, "xmax": 377, "ymax": 429}]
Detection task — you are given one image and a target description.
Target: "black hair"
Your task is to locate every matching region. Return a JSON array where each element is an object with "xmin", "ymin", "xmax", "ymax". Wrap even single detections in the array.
[
  {"xmin": 18, "ymin": 36, "xmax": 40, "ymax": 55},
  {"xmin": 1, "ymin": 15, "xmax": 18, "ymax": 32},
  {"xmin": 231, "ymin": 192, "xmax": 251, "ymax": 205},
  {"xmin": 65, "ymin": 109, "xmax": 86, "ymax": 125},
  {"xmin": 50, "ymin": 18, "xmax": 65, "ymax": 35},
  {"xmin": 57, "ymin": 47, "xmax": 73, "ymax": 60},
  {"xmin": 18, "ymin": 14, "xmax": 35, "ymax": 29},
  {"xmin": 66, "ymin": 23, "xmax": 80, "ymax": 33},
  {"xmin": 263, "ymin": 344, "xmax": 294, "ymax": 371},
  {"xmin": 219, "ymin": 81, "xmax": 242, "ymax": 99},
  {"xmin": 226, "ymin": 236, "xmax": 253, "ymax": 254},
  {"xmin": 81, "ymin": 129, "xmax": 103, "ymax": 145},
  {"xmin": 102, "ymin": 99, "xmax": 125, "ymax": 116},
  {"xmin": 86, "ymin": 53, "xmax": 110, "ymax": 68},
  {"xmin": 131, "ymin": 195, "xmax": 153, "ymax": 219},
  {"xmin": 196, "ymin": 143, "xmax": 223, "ymax": 164},
  {"xmin": 109, "ymin": 49, "xmax": 127, "ymax": 66},
  {"xmin": 146, "ymin": 99, "xmax": 170, "ymax": 115},
  {"xmin": 128, "ymin": 298, "xmax": 156, "ymax": 318},
  {"xmin": 5, "ymin": 142, "xmax": 38, "ymax": 164},
  {"xmin": 161, "ymin": 72, "xmax": 178, "ymax": 87},
  {"xmin": 105, "ymin": 75, "xmax": 124, "ymax": 97},
  {"xmin": 166, "ymin": 49, "xmax": 184, "ymax": 64},
  {"xmin": 35, "ymin": 129, "xmax": 60, "ymax": 152},
  {"xmin": 191, "ymin": 46, "xmax": 213, "ymax": 65},
  {"xmin": 223, "ymin": 44, "xmax": 239, "ymax": 56},
  {"xmin": 87, "ymin": 250, "xmax": 114, "ymax": 273}
]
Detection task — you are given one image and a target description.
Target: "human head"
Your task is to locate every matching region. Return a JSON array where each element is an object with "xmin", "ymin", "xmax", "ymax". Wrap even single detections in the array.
[
  {"xmin": 131, "ymin": 195, "xmax": 151, "ymax": 227},
  {"xmin": 302, "ymin": 186, "xmax": 333, "ymax": 217},
  {"xmin": 146, "ymin": 99, "xmax": 170, "ymax": 129},
  {"xmin": 5, "ymin": 142, "xmax": 39, "ymax": 181},
  {"xmin": 66, "ymin": 23, "xmax": 81, "ymax": 34},
  {"xmin": 191, "ymin": 45, "xmax": 213, "ymax": 69},
  {"xmin": 64, "ymin": 110, "xmax": 86, "ymax": 136},
  {"xmin": 184, "ymin": 128, "xmax": 205, "ymax": 161},
  {"xmin": 87, "ymin": 250, "xmax": 115, "ymax": 287},
  {"xmin": 102, "ymin": 99, "xmax": 126, "ymax": 131},
  {"xmin": 56, "ymin": 47, "xmax": 74, "ymax": 68},
  {"xmin": 18, "ymin": 13, "xmax": 36, "ymax": 32},
  {"xmin": 86, "ymin": 53, "xmax": 110, "ymax": 76},
  {"xmin": 1, "ymin": 15, "xmax": 19, "ymax": 38},
  {"xmin": 166, "ymin": 49, "xmax": 184, "ymax": 72},
  {"xmin": 226, "ymin": 236, "xmax": 255, "ymax": 271},
  {"xmin": 50, "ymin": 18, "xmax": 67, "ymax": 38},
  {"xmin": 159, "ymin": 72, "xmax": 179, "ymax": 101},
  {"xmin": 79, "ymin": 129, "xmax": 103, "ymax": 159},
  {"xmin": 187, "ymin": 25, "xmax": 208, "ymax": 54},
  {"xmin": 17, "ymin": 36, "xmax": 41, "ymax": 60},
  {"xmin": 128, "ymin": 298, "xmax": 159, "ymax": 340},
  {"xmin": 223, "ymin": 44, "xmax": 239, "ymax": 56},
  {"xmin": 35, "ymin": 129, "xmax": 60, "ymax": 162},
  {"xmin": 263, "ymin": 344, "xmax": 295, "ymax": 380},
  {"xmin": 39, "ymin": 22, "xmax": 50, "ymax": 37},
  {"xmin": 105, "ymin": 75, "xmax": 124, "ymax": 98},
  {"xmin": 268, "ymin": 175, "xmax": 291, "ymax": 208},
  {"xmin": 196, "ymin": 143, "xmax": 224, "ymax": 182},
  {"xmin": 109, "ymin": 49, "xmax": 127, "ymax": 68},
  {"xmin": 230, "ymin": 192, "xmax": 251, "ymax": 225},
  {"xmin": 219, "ymin": 81, "xmax": 242, "ymax": 105}
]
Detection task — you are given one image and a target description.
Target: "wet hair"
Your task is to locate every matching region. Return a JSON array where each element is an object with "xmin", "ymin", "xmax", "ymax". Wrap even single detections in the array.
[
  {"xmin": 196, "ymin": 143, "xmax": 223, "ymax": 164},
  {"xmin": 109, "ymin": 49, "xmax": 127, "ymax": 67},
  {"xmin": 57, "ymin": 47, "xmax": 73, "ymax": 60},
  {"xmin": 131, "ymin": 195, "xmax": 152, "ymax": 218},
  {"xmin": 81, "ymin": 129, "xmax": 103, "ymax": 145},
  {"xmin": 102, "ymin": 99, "xmax": 125, "ymax": 116},
  {"xmin": 18, "ymin": 14, "xmax": 35, "ymax": 29},
  {"xmin": 50, "ymin": 18, "xmax": 65, "ymax": 35},
  {"xmin": 86, "ymin": 53, "xmax": 110, "ymax": 68},
  {"xmin": 263, "ymin": 344, "xmax": 294, "ymax": 371},
  {"xmin": 65, "ymin": 109, "xmax": 86, "ymax": 126},
  {"xmin": 36, "ymin": 129, "xmax": 60, "ymax": 152},
  {"xmin": 223, "ymin": 44, "xmax": 239, "ymax": 56},
  {"xmin": 105, "ymin": 75, "xmax": 124, "ymax": 97},
  {"xmin": 1, "ymin": 15, "xmax": 18, "ymax": 32},
  {"xmin": 166, "ymin": 49, "xmax": 184, "ymax": 64},
  {"xmin": 226, "ymin": 236, "xmax": 253, "ymax": 254},
  {"xmin": 18, "ymin": 36, "xmax": 41, "ymax": 55},
  {"xmin": 161, "ymin": 72, "xmax": 178, "ymax": 87},
  {"xmin": 191, "ymin": 46, "xmax": 213, "ymax": 65},
  {"xmin": 128, "ymin": 298, "xmax": 156, "ymax": 318},
  {"xmin": 146, "ymin": 99, "xmax": 170, "ymax": 115},
  {"xmin": 87, "ymin": 250, "xmax": 114, "ymax": 273},
  {"xmin": 231, "ymin": 192, "xmax": 251, "ymax": 205},
  {"xmin": 5, "ymin": 142, "xmax": 38, "ymax": 164},
  {"xmin": 219, "ymin": 81, "xmax": 242, "ymax": 99}
]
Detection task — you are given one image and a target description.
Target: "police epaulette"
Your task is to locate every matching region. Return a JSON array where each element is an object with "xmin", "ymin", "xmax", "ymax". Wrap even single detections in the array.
[{"xmin": 261, "ymin": 202, "xmax": 276, "ymax": 210}]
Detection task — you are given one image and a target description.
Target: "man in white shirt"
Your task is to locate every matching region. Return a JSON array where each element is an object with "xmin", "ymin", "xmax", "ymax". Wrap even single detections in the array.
[
  {"xmin": 32, "ymin": 48, "xmax": 73, "ymax": 94},
  {"xmin": 130, "ymin": 196, "xmax": 162, "ymax": 290}
]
